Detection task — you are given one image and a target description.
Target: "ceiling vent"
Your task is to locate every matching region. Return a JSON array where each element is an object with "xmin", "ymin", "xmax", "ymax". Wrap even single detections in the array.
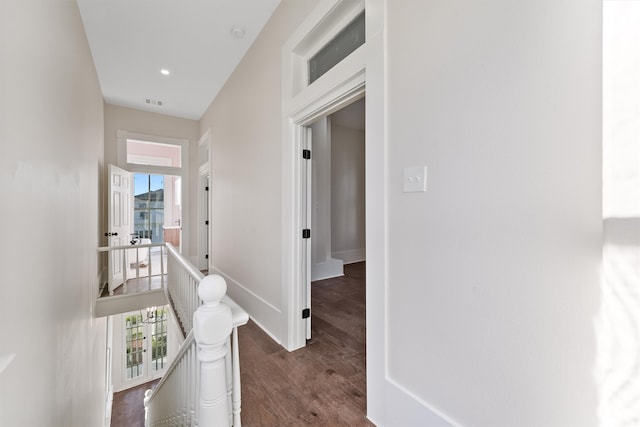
[{"xmin": 145, "ymin": 98, "xmax": 163, "ymax": 106}]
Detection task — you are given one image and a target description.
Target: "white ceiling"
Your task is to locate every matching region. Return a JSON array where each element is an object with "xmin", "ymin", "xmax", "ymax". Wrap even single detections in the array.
[{"xmin": 77, "ymin": 0, "xmax": 281, "ymax": 120}]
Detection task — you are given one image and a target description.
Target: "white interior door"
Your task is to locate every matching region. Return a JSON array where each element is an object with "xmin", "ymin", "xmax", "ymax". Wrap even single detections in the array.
[
  {"xmin": 108, "ymin": 164, "xmax": 131, "ymax": 293},
  {"xmin": 198, "ymin": 173, "xmax": 210, "ymax": 271},
  {"xmin": 302, "ymin": 127, "xmax": 312, "ymax": 340}
]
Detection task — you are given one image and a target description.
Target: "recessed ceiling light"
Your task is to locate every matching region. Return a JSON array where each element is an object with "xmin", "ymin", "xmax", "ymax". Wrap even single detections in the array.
[
  {"xmin": 230, "ymin": 26, "xmax": 245, "ymax": 39},
  {"xmin": 160, "ymin": 68, "xmax": 170, "ymax": 76}
]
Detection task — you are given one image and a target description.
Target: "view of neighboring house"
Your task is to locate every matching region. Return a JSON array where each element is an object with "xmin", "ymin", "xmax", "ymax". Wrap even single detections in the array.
[
  {"xmin": 1, "ymin": 0, "xmax": 636, "ymax": 426},
  {"xmin": 134, "ymin": 187, "xmax": 164, "ymax": 243}
]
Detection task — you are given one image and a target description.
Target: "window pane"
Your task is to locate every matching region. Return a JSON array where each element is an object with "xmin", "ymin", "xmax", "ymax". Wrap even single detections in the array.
[
  {"xmin": 151, "ymin": 307, "xmax": 168, "ymax": 372},
  {"xmin": 125, "ymin": 312, "xmax": 144, "ymax": 380},
  {"xmin": 127, "ymin": 139, "xmax": 181, "ymax": 167},
  {"xmin": 134, "ymin": 174, "xmax": 165, "ymax": 243},
  {"xmin": 309, "ymin": 11, "xmax": 365, "ymax": 84}
]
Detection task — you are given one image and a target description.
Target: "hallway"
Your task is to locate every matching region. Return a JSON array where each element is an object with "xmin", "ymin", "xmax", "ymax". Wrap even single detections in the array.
[{"xmin": 109, "ymin": 262, "xmax": 371, "ymax": 426}]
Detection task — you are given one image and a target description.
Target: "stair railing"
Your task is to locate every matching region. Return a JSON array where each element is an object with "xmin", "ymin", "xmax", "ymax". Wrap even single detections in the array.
[
  {"xmin": 165, "ymin": 242, "xmax": 201, "ymax": 333},
  {"xmin": 97, "ymin": 241, "xmax": 166, "ymax": 296},
  {"xmin": 146, "ymin": 243, "xmax": 248, "ymax": 427}
]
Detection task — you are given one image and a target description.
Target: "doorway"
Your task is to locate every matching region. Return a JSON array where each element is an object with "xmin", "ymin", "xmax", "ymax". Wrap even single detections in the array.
[
  {"xmin": 114, "ymin": 130, "xmax": 189, "ymax": 256},
  {"xmin": 133, "ymin": 173, "xmax": 182, "ymax": 248},
  {"xmin": 311, "ymin": 98, "xmax": 366, "ymax": 275},
  {"xmin": 123, "ymin": 307, "xmax": 169, "ymax": 383},
  {"xmin": 308, "ymin": 98, "xmax": 366, "ymax": 341},
  {"xmin": 110, "ymin": 305, "xmax": 178, "ymax": 393},
  {"xmin": 280, "ymin": 0, "xmax": 385, "ymax": 420}
]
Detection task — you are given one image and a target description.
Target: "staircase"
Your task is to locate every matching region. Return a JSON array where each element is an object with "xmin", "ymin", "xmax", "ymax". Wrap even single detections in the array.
[{"xmin": 97, "ymin": 243, "xmax": 249, "ymax": 426}]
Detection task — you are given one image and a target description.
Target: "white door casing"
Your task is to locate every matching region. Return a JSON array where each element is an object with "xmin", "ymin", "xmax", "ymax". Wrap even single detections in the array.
[
  {"xmin": 108, "ymin": 164, "xmax": 131, "ymax": 293},
  {"xmin": 281, "ymin": 0, "xmax": 367, "ymax": 352},
  {"xmin": 282, "ymin": 0, "xmax": 386, "ymax": 423}
]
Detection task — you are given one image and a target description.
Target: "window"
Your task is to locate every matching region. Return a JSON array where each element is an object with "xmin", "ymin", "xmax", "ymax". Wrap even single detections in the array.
[
  {"xmin": 134, "ymin": 174, "xmax": 164, "ymax": 243},
  {"xmin": 127, "ymin": 139, "xmax": 182, "ymax": 168},
  {"xmin": 125, "ymin": 312, "xmax": 144, "ymax": 380},
  {"xmin": 149, "ymin": 307, "xmax": 168, "ymax": 372},
  {"xmin": 308, "ymin": 11, "xmax": 365, "ymax": 84}
]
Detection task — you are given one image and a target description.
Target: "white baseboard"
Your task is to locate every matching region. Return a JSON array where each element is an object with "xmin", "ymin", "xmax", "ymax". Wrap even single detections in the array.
[
  {"xmin": 385, "ymin": 378, "xmax": 459, "ymax": 427},
  {"xmin": 104, "ymin": 384, "xmax": 113, "ymax": 427},
  {"xmin": 332, "ymin": 248, "xmax": 366, "ymax": 265},
  {"xmin": 311, "ymin": 258, "xmax": 344, "ymax": 281},
  {"xmin": 208, "ymin": 265, "xmax": 282, "ymax": 343},
  {"xmin": 248, "ymin": 315, "xmax": 281, "ymax": 345}
]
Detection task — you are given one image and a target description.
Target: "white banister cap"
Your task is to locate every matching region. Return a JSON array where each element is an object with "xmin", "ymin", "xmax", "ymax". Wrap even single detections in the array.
[{"xmin": 199, "ymin": 274, "xmax": 227, "ymax": 304}]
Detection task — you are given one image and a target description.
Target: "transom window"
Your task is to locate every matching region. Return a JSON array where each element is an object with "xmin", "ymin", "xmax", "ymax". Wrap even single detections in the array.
[
  {"xmin": 308, "ymin": 11, "xmax": 365, "ymax": 84},
  {"xmin": 127, "ymin": 139, "xmax": 182, "ymax": 168}
]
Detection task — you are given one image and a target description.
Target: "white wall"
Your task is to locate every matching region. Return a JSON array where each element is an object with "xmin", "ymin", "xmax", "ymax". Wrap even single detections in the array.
[
  {"xmin": 103, "ymin": 104, "xmax": 200, "ymax": 257},
  {"xmin": 311, "ymin": 118, "xmax": 344, "ymax": 281},
  {"xmin": 0, "ymin": 0, "xmax": 108, "ymax": 425},
  {"xmin": 193, "ymin": 0, "xmax": 602, "ymax": 425},
  {"xmin": 601, "ymin": 2, "xmax": 640, "ymax": 423},
  {"xmin": 331, "ymin": 123, "xmax": 365, "ymax": 264},
  {"xmin": 385, "ymin": 1, "xmax": 602, "ymax": 425},
  {"xmin": 199, "ymin": 0, "xmax": 317, "ymax": 340}
]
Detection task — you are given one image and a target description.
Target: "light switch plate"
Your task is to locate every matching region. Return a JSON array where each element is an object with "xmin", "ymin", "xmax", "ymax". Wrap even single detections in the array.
[{"xmin": 403, "ymin": 166, "xmax": 427, "ymax": 192}]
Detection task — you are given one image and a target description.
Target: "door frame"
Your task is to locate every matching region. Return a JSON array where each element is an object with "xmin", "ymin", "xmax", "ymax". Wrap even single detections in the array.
[
  {"xmin": 281, "ymin": 0, "xmax": 386, "ymax": 422},
  {"xmin": 284, "ymin": 82, "xmax": 365, "ymax": 350},
  {"xmin": 198, "ymin": 130, "xmax": 211, "ymax": 271},
  {"xmin": 280, "ymin": 0, "xmax": 367, "ymax": 352},
  {"xmin": 120, "ymin": 308, "xmax": 169, "ymax": 389}
]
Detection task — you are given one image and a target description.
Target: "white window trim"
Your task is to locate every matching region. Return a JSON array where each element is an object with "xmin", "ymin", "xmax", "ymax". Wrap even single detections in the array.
[{"xmin": 116, "ymin": 130, "xmax": 188, "ymax": 176}]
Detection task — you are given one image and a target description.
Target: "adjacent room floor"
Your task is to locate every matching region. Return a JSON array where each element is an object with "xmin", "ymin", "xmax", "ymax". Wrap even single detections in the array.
[{"xmin": 239, "ymin": 261, "xmax": 371, "ymax": 426}]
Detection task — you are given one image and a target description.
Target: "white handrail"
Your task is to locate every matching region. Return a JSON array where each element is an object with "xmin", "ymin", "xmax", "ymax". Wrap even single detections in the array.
[
  {"xmin": 145, "ymin": 331, "xmax": 199, "ymax": 425},
  {"xmin": 165, "ymin": 242, "xmax": 203, "ymax": 333}
]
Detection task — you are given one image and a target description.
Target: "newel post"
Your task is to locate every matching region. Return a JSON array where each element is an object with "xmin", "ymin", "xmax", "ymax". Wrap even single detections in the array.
[{"xmin": 193, "ymin": 275, "xmax": 232, "ymax": 426}]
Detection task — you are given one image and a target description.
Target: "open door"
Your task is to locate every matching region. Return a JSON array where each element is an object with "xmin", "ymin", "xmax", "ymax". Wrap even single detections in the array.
[
  {"xmin": 107, "ymin": 164, "xmax": 131, "ymax": 293},
  {"xmin": 302, "ymin": 127, "xmax": 312, "ymax": 340}
]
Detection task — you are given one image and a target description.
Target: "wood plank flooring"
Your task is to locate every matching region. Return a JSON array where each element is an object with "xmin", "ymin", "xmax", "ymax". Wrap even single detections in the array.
[
  {"xmin": 110, "ymin": 379, "xmax": 159, "ymax": 427},
  {"xmin": 239, "ymin": 261, "xmax": 373, "ymax": 426},
  {"xmin": 110, "ymin": 262, "xmax": 371, "ymax": 426}
]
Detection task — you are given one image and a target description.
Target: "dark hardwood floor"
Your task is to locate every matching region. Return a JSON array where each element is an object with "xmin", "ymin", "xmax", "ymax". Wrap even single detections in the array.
[
  {"xmin": 110, "ymin": 262, "xmax": 370, "ymax": 426},
  {"xmin": 111, "ymin": 379, "xmax": 159, "ymax": 427},
  {"xmin": 239, "ymin": 261, "xmax": 372, "ymax": 426}
]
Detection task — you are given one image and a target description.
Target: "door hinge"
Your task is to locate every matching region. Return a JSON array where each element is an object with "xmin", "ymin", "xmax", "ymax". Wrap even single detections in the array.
[
  {"xmin": 303, "ymin": 149, "xmax": 311, "ymax": 160},
  {"xmin": 302, "ymin": 308, "xmax": 310, "ymax": 319},
  {"xmin": 205, "ymin": 186, "xmax": 209, "ymax": 191},
  {"xmin": 205, "ymin": 254, "xmax": 209, "ymax": 259},
  {"xmin": 104, "ymin": 232, "xmax": 118, "ymax": 237},
  {"xmin": 302, "ymin": 229, "xmax": 311, "ymax": 239},
  {"xmin": 205, "ymin": 220, "xmax": 209, "ymax": 225}
]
